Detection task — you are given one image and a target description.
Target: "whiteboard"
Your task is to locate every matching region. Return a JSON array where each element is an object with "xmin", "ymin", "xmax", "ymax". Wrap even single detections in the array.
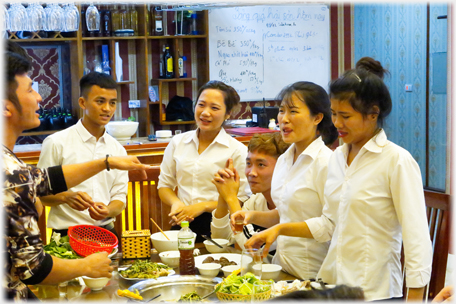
[{"xmin": 209, "ymin": 5, "xmax": 330, "ymax": 101}]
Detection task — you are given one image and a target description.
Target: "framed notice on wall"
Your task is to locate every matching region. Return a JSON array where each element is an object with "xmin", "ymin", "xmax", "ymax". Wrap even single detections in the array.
[{"xmin": 209, "ymin": 4, "xmax": 330, "ymax": 101}]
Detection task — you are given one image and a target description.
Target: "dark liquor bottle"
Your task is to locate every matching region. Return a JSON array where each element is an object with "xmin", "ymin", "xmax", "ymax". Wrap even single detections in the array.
[
  {"xmin": 163, "ymin": 46, "xmax": 174, "ymax": 79},
  {"xmin": 101, "ymin": 6, "xmax": 112, "ymax": 37},
  {"xmin": 153, "ymin": 7, "xmax": 164, "ymax": 36},
  {"xmin": 81, "ymin": 5, "xmax": 88, "ymax": 37}
]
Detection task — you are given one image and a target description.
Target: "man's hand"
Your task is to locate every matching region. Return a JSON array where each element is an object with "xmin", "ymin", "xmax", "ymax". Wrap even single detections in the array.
[
  {"xmin": 64, "ymin": 191, "xmax": 95, "ymax": 211},
  {"xmin": 88, "ymin": 202, "xmax": 110, "ymax": 220},
  {"xmin": 82, "ymin": 252, "xmax": 113, "ymax": 278}
]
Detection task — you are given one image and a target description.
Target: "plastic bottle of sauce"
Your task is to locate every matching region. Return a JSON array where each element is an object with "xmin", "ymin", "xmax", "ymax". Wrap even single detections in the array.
[{"xmin": 178, "ymin": 221, "xmax": 196, "ymax": 275}]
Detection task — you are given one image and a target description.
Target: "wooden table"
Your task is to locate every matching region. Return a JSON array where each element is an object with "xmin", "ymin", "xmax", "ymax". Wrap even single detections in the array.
[{"xmin": 29, "ymin": 244, "xmax": 297, "ymax": 302}]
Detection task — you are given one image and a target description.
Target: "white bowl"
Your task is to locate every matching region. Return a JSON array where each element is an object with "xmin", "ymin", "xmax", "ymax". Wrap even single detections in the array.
[
  {"xmin": 106, "ymin": 121, "xmax": 139, "ymax": 141},
  {"xmin": 150, "ymin": 231, "xmax": 196, "ymax": 253},
  {"xmin": 221, "ymin": 265, "xmax": 240, "ymax": 277},
  {"xmin": 252, "ymin": 264, "xmax": 282, "ymax": 280},
  {"xmin": 197, "ymin": 263, "xmax": 221, "ymax": 277},
  {"xmin": 159, "ymin": 250, "xmax": 180, "ymax": 268},
  {"xmin": 203, "ymin": 239, "xmax": 229, "ymax": 253},
  {"xmin": 81, "ymin": 276, "xmax": 110, "ymax": 291}
]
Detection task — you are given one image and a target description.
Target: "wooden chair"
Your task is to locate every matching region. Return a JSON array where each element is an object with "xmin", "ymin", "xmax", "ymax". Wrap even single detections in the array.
[
  {"xmin": 114, "ymin": 166, "xmax": 172, "ymax": 244},
  {"xmin": 402, "ymin": 190, "xmax": 452, "ymax": 301}
]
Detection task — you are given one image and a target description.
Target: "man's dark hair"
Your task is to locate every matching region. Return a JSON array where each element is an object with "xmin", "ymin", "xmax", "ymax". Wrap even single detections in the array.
[
  {"xmin": 6, "ymin": 52, "xmax": 32, "ymax": 113},
  {"xmin": 80, "ymin": 72, "xmax": 118, "ymax": 99},
  {"xmin": 6, "ymin": 41, "xmax": 31, "ymax": 62}
]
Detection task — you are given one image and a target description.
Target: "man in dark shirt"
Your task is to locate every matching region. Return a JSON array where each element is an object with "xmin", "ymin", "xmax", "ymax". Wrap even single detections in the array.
[{"xmin": 3, "ymin": 50, "xmax": 150, "ymax": 301}]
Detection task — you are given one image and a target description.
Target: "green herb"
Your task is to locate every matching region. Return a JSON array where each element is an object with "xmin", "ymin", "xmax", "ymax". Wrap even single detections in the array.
[
  {"xmin": 215, "ymin": 272, "xmax": 272, "ymax": 295},
  {"xmin": 43, "ymin": 234, "xmax": 81, "ymax": 259},
  {"xmin": 178, "ymin": 291, "xmax": 201, "ymax": 302},
  {"xmin": 119, "ymin": 260, "xmax": 172, "ymax": 279}
]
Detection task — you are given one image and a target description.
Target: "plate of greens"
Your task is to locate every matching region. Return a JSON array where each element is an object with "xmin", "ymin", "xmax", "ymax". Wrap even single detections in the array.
[{"xmin": 119, "ymin": 260, "xmax": 175, "ymax": 281}]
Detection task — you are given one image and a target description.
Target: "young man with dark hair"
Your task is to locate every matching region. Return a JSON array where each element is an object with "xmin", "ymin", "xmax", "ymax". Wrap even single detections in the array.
[
  {"xmin": 3, "ymin": 52, "xmax": 149, "ymax": 301},
  {"xmin": 38, "ymin": 72, "xmax": 127, "ymax": 238}
]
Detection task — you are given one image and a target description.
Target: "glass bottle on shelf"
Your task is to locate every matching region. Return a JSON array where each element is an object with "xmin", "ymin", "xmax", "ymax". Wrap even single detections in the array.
[
  {"xmin": 163, "ymin": 46, "xmax": 174, "ymax": 79},
  {"xmin": 160, "ymin": 45, "xmax": 165, "ymax": 78},
  {"xmin": 101, "ymin": 5, "xmax": 111, "ymax": 37},
  {"xmin": 111, "ymin": 5, "xmax": 120, "ymax": 33},
  {"xmin": 119, "ymin": 5, "xmax": 129, "ymax": 30},
  {"xmin": 129, "ymin": 4, "xmax": 138, "ymax": 35},
  {"xmin": 86, "ymin": 2, "xmax": 100, "ymax": 36},
  {"xmin": 190, "ymin": 12, "xmax": 198, "ymax": 35},
  {"xmin": 152, "ymin": 6, "xmax": 163, "ymax": 36}
]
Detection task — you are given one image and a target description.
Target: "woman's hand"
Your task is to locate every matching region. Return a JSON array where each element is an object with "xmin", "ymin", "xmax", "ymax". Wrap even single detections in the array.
[
  {"xmin": 433, "ymin": 285, "xmax": 453, "ymax": 303},
  {"xmin": 244, "ymin": 226, "xmax": 280, "ymax": 259},
  {"xmin": 169, "ymin": 203, "xmax": 206, "ymax": 226}
]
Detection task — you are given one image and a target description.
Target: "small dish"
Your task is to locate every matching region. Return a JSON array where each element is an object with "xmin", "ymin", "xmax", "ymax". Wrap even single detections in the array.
[
  {"xmin": 118, "ymin": 264, "xmax": 175, "ymax": 281},
  {"xmin": 159, "ymin": 250, "xmax": 180, "ymax": 268},
  {"xmin": 221, "ymin": 265, "xmax": 240, "ymax": 277},
  {"xmin": 197, "ymin": 263, "xmax": 221, "ymax": 278},
  {"xmin": 81, "ymin": 276, "xmax": 110, "ymax": 291}
]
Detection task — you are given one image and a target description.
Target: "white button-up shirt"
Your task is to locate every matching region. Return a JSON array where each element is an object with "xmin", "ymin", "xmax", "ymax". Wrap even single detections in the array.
[
  {"xmin": 271, "ymin": 136, "xmax": 332, "ymax": 280},
  {"xmin": 158, "ymin": 128, "xmax": 251, "ymax": 205},
  {"xmin": 306, "ymin": 129, "xmax": 432, "ymax": 301},
  {"xmin": 37, "ymin": 119, "xmax": 128, "ymax": 229}
]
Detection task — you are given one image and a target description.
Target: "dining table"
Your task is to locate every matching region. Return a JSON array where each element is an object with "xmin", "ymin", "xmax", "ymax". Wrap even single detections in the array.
[{"xmin": 29, "ymin": 243, "xmax": 298, "ymax": 302}]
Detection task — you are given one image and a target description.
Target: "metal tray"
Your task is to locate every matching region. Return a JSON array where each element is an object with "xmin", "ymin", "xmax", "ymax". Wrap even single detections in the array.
[{"xmin": 128, "ymin": 275, "xmax": 222, "ymax": 302}]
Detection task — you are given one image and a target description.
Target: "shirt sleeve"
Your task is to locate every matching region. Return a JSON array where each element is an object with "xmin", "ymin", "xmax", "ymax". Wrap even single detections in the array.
[
  {"xmin": 37, "ymin": 135, "xmax": 61, "ymax": 168},
  {"xmin": 108, "ymin": 147, "xmax": 128, "ymax": 206},
  {"xmin": 390, "ymin": 152, "xmax": 432, "ymax": 288},
  {"xmin": 232, "ymin": 143, "xmax": 251, "ymax": 202},
  {"xmin": 210, "ymin": 209, "xmax": 236, "ymax": 245},
  {"xmin": 305, "ymin": 153, "xmax": 338, "ymax": 243},
  {"xmin": 157, "ymin": 137, "xmax": 178, "ymax": 191}
]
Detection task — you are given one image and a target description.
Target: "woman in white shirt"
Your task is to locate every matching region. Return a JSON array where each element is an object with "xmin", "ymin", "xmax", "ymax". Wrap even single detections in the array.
[
  {"xmin": 232, "ymin": 81, "xmax": 338, "ymax": 280},
  {"xmin": 158, "ymin": 81, "xmax": 250, "ymax": 242},
  {"xmin": 245, "ymin": 60, "xmax": 432, "ymax": 301},
  {"xmin": 210, "ymin": 133, "xmax": 289, "ymax": 250}
]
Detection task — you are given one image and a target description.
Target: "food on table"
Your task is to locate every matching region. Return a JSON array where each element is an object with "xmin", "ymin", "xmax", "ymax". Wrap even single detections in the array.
[
  {"xmin": 44, "ymin": 233, "xmax": 81, "ymax": 259},
  {"xmin": 178, "ymin": 291, "xmax": 202, "ymax": 302},
  {"xmin": 202, "ymin": 256, "xmax": 237, "ymax": 267},
  {"xmin": 273, "ymin": 280, "xmax": 311, "ymax": 296},
  {"xmin": 117, "ymin": 288, "xmax": 143, "ymax": 300},
  {"xmin": 119, "ymin": 260, "xmax": 172, "ymax": 279},
  {"xmin": 215, "ymin": 271, "xmax": 272, "ymax": 295}
]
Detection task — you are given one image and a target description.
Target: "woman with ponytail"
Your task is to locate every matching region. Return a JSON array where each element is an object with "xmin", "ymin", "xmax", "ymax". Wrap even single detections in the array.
[{"xmin": 232, "ymin": 81, "xmax": 338, "ymax": 280}]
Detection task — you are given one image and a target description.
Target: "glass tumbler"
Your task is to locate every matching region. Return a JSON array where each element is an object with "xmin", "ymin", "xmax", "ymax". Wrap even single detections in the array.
[{"xmin": 241, "ymin": 247, "xmax": 263, "ymax": 279}]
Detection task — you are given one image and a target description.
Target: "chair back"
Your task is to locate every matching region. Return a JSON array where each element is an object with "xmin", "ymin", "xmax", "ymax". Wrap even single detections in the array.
[
  {"xmin": 402, "ymin": 190, "xmax": 451, "ymax": 300},
  {"xmin": 114, "ymin": 166, "xmax": 172, "ymax": 242}
]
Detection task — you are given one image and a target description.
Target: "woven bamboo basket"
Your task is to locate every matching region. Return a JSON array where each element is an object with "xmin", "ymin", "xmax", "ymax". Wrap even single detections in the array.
[
  {"xmin": 216, "ymin": 289, "xmax": 271, "ymax": 302},
  {"xmin": 121, "ymin": 230, "xmax": 151, "ymax": 259}
]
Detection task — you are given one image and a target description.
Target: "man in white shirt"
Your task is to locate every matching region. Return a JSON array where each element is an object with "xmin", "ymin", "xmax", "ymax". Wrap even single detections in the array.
[
  {"xmin": 38, "ymin": 72, "xmax": 128, "ymax": 238},
  {"xmin": 211, "ymin": 133, "xmax": 289, "ymax": 250}
]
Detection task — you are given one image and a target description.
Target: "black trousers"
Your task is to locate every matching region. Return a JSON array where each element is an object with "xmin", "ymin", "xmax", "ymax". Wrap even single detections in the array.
[{"xmin": 171, "ymin": 212, "xmax": 212, "ymax": 243}]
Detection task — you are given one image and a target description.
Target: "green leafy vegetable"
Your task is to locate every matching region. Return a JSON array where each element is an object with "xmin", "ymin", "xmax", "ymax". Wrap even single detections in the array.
[
  {"xmin": 43, "ymin": 234, "xmax": 81, "ymax": 259},
  {"xmin": 178, "ymin": 291, "xmax": 202, "ymax": 302},
  {"xmin": 216, "ymin": 272, "xmax": 272, "ymax": 295},
  {"xmin": 119, "ymin": 260, "xmax": 172, "ymax": 279}
]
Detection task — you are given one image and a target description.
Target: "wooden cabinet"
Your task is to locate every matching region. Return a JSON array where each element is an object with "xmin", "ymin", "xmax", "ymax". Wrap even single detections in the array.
[{"xmin": 9, "ymin": 4, "xmax": 208, "ymax": 137}]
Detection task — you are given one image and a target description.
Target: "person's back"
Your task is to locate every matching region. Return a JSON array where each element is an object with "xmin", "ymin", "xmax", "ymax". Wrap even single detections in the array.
[{"xmin": 38, "ymin": 72, "xmax": 128, "ymax": 238}]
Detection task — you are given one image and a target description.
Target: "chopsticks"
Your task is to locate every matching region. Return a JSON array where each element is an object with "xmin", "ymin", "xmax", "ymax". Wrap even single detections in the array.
[
  {"xmin": 202, "ymin": 235, "xmax": 223, "ymax": 248},
  {"xmin": 150, "ymin": 218, "xmax": 170, "ymax": 241}
]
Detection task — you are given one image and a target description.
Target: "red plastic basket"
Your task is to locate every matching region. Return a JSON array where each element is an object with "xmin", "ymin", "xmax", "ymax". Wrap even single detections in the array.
[{"xmin": 68, "ymin": 225, "xmax": 118, "ymax": 257}]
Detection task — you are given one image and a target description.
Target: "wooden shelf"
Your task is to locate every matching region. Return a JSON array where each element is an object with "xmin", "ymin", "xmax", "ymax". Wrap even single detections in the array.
[
  {"xmin": 82, "ymin": 36, "xmax": 147, "ymax": 40},
  {"xmin": 151, "ymin": 78, "xmax": 196, "ymax": 83},
  {"xmin": 21, "ymin": 130, "xmax": 58, "ymax": 136},
  {"xmin": 10, "ymin": 37, "xmax": 78, "ymax": 42},
  {"xmin": 147, "ymin": 34, "xmax": 207, "ymax": 39},
  {"xmin": 160, "ymin": 120, "xmax": 195, "ymax": 125},
  {"xmin": 117, "ymin": 80, "xmax": 135, "ymax": 85}
]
